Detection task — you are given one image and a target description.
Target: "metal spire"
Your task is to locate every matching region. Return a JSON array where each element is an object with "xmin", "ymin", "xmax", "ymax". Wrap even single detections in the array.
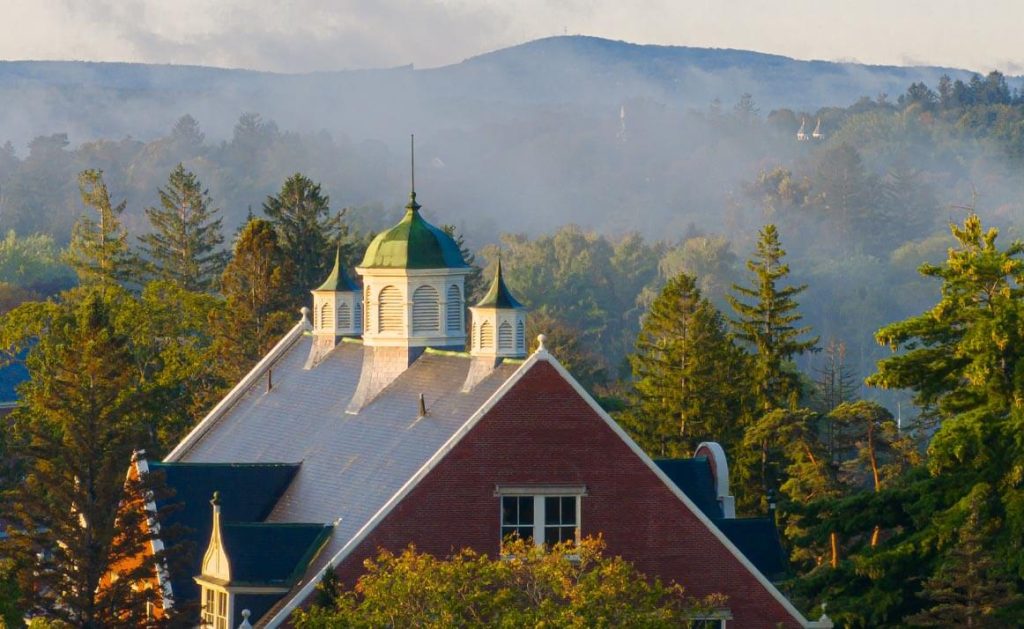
[{"xmin": 407, "ymin": 134, "xmax": 420, "ymax": 211}]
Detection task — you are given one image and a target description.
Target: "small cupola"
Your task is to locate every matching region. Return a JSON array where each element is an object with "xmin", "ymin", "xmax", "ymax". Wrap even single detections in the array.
[
  {"xmin": 306, "ymin": 247, "xmax": 361, "ymax": 368},
  {"xmin": 469, "ymin": 259, "xmax": 527, "ymax": 359}
]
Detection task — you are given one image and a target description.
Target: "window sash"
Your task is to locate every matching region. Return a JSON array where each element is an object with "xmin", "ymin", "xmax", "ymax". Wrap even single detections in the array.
[{"xmin": 500, "ymin": 494, "xmax": 581, "ymax": 547}]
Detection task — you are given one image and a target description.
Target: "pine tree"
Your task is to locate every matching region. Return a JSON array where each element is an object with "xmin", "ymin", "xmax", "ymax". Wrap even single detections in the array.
[
  {"xmin": 728, "ymin": 224, "xmax": 818, "ymax": 411},
  {"xmin": 442, "ymin": 224, "xmax": 483, "ymax": 302},
  {"xmin": 138, "ymin": 164, "xmax": 229, "ymax": 292},
  {"xmin": 906, "ymin": 494, "xmax": 1022, "ymax": 626},
  {"xmin": 212, "ymin": 218, "xmax": 295, "ymax": 382},
  {"xmin": 262, "ymin": 173, "xmax": 345, "ymax": 301},
  {"xmin": 65, "ymin": 169, "xmax": 136, "ymax": 285},
  {"xmin": 624, "ymin": 272, "xmax": 751, "ymax": 457},
  {"xmin": 0, "ymin": 287, "xmax": 186, "ymax": 626}
]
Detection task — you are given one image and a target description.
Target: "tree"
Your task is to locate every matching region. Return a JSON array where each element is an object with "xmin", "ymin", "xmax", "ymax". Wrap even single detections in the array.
[
  {"xmin": 212, "ymin": 219, "xmax": 295, "ymax": 382},
  {"xmin": 138, "ymin": 164, "xmax": 229, "ymax": 292},
  {"xmin": 624, "ymin": 272, "xmax": 751, "ymax": 458},
  {"xmin": 728, "ymin": 224, "xmax": 818, "ymax": 412},
  {"xmin": 905, "ymin": 489, "xmax": 1022, "ymax": 626},
  {"xmin": 526, "ymin": 310, "xmax": 608, "ymax": 391},
  {"xmin": 64, "ymin": 169, "xmax": 136, "ymax": 286},
  {"xmin": 442, "ymin": 224, "xmax": 483, "ymax": 302},
  {"xmin": 292, "ymin": 537, "xmax": 724, "ymax": 628},
  {"xmin": 262, "ymin": 173, "xmax": 345, "ymax": 301},
  {"xmin": 0, "ymin": 287, "xmax": 184, "ymax": 626}
]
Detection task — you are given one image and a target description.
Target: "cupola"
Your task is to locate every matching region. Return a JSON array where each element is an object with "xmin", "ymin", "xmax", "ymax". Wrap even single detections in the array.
[
  {"xmin": 306, "ymin": 247, "xmax": 361, "ymax": 368},
  {"xmin": 356, "ymin": 191, "xmax": 472, "ymax": 352},
  {"xmin": 469, "ymin": 259, "xmax": 527, "ymax": 359}
]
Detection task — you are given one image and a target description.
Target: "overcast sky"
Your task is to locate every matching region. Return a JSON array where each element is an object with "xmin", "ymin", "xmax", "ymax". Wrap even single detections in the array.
[{"xmin": 4, "ymin": 0, "xmax": 1023, "ymax": 74}]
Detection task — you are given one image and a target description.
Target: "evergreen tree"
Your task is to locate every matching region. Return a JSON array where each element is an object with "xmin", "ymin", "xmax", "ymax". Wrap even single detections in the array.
[
  {"xmin": 138, "ymin": 164, "xmax": 229, "ymax": 292},
  {"xmin": 728, "ymin": 224, "xmax": 818, "ymax": 412},
  {"xmin": 0, "ymin": 287, "xmax": 185, "ymax": 626},
  {"xmin": 906, "ymin": 491, "xmax": 1022, "ymax": 626},
  {"xmin": 624, "ymin": 272, "xmax": 751, "ymax": 458},
  {"xmin": 262, "ymin": 173, "xmax": 345, "ymax": 301},
  {"xmin": 442, "ymin": 224, "xmax": 483, "ymax": 302},
  {"xmin": 65, "ymin": 169, "xmax": 136, "ymax": 285},
  {"xmin": 212, "ymin": 218, "xmax": 294, "ymax": 382}
]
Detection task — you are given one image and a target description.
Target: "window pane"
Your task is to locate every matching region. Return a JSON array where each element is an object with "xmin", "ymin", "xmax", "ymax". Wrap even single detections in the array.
[
  {"xmin": 518, "ymin": 526, "xmax": 533, "ymax": 541},
  {"xmin": 502, "ymin": 496, "xmax": 518, "ymax": 525},
  {"xmin": 545, "ymin": 496, "xmax": 560, "ymax": 525},
  {"xmin": 545, "ymin": 526, "xmax": 561, "ymax": 545},
  {"xmin": 519, "ymin": 496, "xmax": 533, "ymax": 523},
  {"xmin": 562, "ymin": 496, "xmax": 576, "ymax": 525},
  {"xmin": 561, "ymin": 526, "xmax": 576, "ymax": 542}
]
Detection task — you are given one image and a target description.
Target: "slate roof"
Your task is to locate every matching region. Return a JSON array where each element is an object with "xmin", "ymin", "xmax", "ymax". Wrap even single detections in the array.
[
  {"xmin": 656, "ymin": 457, "xmax": 790, "ymax": 581},
  {"xmin": 148, "ymin": 462, "xmax": 300, "ymax": 602},
  {"xmin": 359, "ymin": 194, "xmax": 468, "ymax": 269},
  {"xmin": 168, "ymin": 332, "xmax": 520, "ymax": 612},
  {"xmin": 475, "ymin": 259, "xmax": 525, "ymax": 309},
  {"xmin": 220, "ymin": 522, "xmax": 332, "ymax": 586}
]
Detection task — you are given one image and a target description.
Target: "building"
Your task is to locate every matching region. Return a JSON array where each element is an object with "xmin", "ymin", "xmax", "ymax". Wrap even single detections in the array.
[{"xmin": 132, "ymin": 188, "xmax": 832, "ymax": 628}]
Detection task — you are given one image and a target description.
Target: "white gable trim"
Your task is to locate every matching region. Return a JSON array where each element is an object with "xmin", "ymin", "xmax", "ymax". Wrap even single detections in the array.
[
  {"xmin": 263, "ymin": 348, "xmax": 826, "ymax": 628},
  {"xmin": 165, "ymin": 318, "xmax": 310, "ymax": 462},
  {"xmin": 129, "ymin": 454, "xmax": 174, "ymax": 611}
]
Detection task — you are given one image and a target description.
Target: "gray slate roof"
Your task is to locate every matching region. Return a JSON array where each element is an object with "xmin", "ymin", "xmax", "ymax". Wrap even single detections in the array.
[{"xmin": 169, "ymin": 333, "xmax": 520, "ymax": 614}]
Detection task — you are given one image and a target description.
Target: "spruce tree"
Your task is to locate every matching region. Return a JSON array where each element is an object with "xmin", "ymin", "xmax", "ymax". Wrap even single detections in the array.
[
  {"xmin": 262, "ymin": 173, "xmax": 345, "ymax": 301},
  {"xmin": 139, "ymin": 164, "xmax": 229, "ymax": 292},
  {"xmin": 65, "ymin": 169, "xmax": 136, "ymax": 286},
  {"xmin": 625, "ymin": 272, "xmax": 751, "ymax": 457},
  {"xmin": 728, "ymin": 224, "xmax": 818, "ymax": 411},
  {"xmin": 0, "ymin": 287, "xmax": 186, "ymax": 626},
  {"xmin": 212, "ymin": 218, "xmax": 295, "ymax": 382}
]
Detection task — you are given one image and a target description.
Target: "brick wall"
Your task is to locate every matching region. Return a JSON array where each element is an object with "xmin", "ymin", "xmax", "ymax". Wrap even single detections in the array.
[{"xmin": 327, "ymin": 359, "xmax": 803, "ymax": 628}]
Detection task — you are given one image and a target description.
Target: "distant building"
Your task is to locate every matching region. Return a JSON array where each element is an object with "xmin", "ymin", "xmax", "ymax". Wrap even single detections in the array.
[
  {"xmin": 123, "ymin": 184, "xmax": 832, "ymax": 629},
  {"xmin": 797, "ymin": 117, "xmax": 825, "ymax": 142}
]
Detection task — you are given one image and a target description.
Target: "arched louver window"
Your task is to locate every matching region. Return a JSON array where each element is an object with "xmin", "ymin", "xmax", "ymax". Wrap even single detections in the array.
[
  {"xmin": 516, "ymin": 319, "xmax": 525, "ymax": 351},
  {"xmin": 446, "ymin": 285, "xmax": 462, "ymax": 332},
  {"xmin": 354, "ymin": 301, "xmax": 363, "ymax": 332},
  {"xmin": 473, "ymin": 321, "xmax": 480, "ymax": 349},
  {"xmin": 479, "ymin": 321, "xmax": 494, "ymax": 350},
  {"xmin": 319, "ymin": 301, "xmax": 333, "ymax": 330},
  {"xmin": 498, "ymin": 321, "xmax": 514, "ymax": 352},
  {"xmin": 412, "ymin": 285, "xmax": 440, "ymax": 333},
  {"xmin": 378, "ymin": 286, "xmax": 404, "ymax": 333},
  {"xmin": 337, "ymin": 303, "xmax": 351, "ymax": 329}
]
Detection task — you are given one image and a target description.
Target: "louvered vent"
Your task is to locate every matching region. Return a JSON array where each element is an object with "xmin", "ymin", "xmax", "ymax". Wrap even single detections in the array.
[
  {"xmin": 446, "ymin": 285, "xmax": 462, "ymax": 332},
  {"xmin": 337, "ymin": 303, "xmax": 351, "ymax": 329},
  {"xmin": 516, "ymin": 319, "xmax": 525, "ymax": 351},
  {"xmin": 412, "ymin": 285, "xmax": 440, "ymax": 333},
  {"xmin": 479, "ymin": 321, "xmax": 494, "ymax": 349},
  {"xmin": 498, "ymin": 321, "xmax": 514, "ymax": 351},
  {"xmin": 378, "ymin": 286, "xmax": 404, "ymax": 333},
  {"xmin": 354, "ymin": 301, "xmax": 363, "ymax": 332},
  {"xmin": 319, "ymin": 301, "xmax": 333, "ymax": 329},
  {"xmin": 364, "ymin": 286, "xmax": 370, "ymax": 330}
]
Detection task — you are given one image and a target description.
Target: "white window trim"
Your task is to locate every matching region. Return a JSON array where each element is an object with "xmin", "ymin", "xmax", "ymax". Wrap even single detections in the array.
[{"xmin": 497, "ymin": 486, "xmax": 586, "ymax": 547}]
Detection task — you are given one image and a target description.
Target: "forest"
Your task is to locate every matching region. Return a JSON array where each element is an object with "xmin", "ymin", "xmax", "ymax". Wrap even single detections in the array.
[{"xmin": 2, "ymin": 70, "xmax": 1024, "ymax": 625}]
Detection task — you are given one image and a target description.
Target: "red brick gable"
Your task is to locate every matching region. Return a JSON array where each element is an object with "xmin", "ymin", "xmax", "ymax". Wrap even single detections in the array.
[{"xmin": 310, "ymin": 358, "xmax": 807, "ymax": 628}]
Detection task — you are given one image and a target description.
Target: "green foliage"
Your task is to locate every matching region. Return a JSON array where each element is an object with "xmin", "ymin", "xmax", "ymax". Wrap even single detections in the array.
[
  {"xmin": 293, "ymin": 537, "xmax": 724, "ymax": 628},
  {"xmin": 212, "ymin": 218, "xmax": 294, "ymax": 383},
  {"xmin": 138, "ymin": 164, "xmax": 229, "ymax": 292},
  {"xmin": 623, "ymin": 272, "xmax": 752, "ymax": 458},
  {"xmin": 0, "ymin": 287, "xmax": 187, "ymax": 626},
  {"xmin": 64, "ymin": 170, "xmax": 136, "ymax": 286},
  {"xmin": 262, "ymin": 173, "xmax": 347, "ymax": 303},
  {"xmin": 0, "ymin": 231, "xmax": 74, "ymax": 294}
]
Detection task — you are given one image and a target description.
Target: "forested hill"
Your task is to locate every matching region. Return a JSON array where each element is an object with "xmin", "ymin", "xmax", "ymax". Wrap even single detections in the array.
[{"xmin": 0, "ymin": 35, "xmax": 1000, "ymax": 148}]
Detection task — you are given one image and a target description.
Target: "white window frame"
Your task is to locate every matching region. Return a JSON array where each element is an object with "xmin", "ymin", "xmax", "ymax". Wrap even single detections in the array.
[
  {"xmin": 496, "ymin": 485, "xmax": 586, "ymax": 547},
  {"xmin": 201, "ymin": 585, "xmax": 231, "ymax": 629}
]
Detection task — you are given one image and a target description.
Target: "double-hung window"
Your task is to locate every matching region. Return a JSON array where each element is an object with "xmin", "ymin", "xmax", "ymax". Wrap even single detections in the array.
[
  {"xmin": 201, "ymin": 587, "xmax": 229, "ymax": 629},
  {"xmin": 497, "ymin": 486, "xmax": 585, "ymax": 547}
]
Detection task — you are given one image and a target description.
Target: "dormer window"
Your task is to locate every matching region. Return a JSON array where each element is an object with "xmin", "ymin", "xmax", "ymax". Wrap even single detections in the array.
[{"xmin": 202, "ymin": 586, "xmax": 229, "ymax": 628}]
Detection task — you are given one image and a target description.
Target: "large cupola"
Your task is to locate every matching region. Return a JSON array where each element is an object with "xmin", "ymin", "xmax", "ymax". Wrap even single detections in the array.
[
  {"xmin": 355, "ymin": 184, "xmax": 471, "ymax": 352},
  {"xmin": 469, "ymin": 259, "xmax": 527, "ymax": 359}
]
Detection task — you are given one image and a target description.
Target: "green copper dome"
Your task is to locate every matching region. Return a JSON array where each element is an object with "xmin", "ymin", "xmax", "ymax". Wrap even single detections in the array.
[{"xmin": 360, "ymin": 193, "xmax": 468, "ymax": 269}]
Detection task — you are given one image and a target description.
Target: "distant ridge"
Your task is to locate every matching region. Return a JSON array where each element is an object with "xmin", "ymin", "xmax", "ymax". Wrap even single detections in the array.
[{"xmin": 0, "ymin": 35, "xmax": 1014, "ymax": 147}]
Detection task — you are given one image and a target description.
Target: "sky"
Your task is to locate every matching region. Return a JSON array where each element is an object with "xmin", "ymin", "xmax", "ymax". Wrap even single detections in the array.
[{"xmin": 3, "ymin": 0, "xmax": 1023, "ymax": 74}]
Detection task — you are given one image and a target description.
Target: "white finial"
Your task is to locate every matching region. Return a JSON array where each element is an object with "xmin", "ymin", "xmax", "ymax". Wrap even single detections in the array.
[
  {"xmin": 239, "ymin": 609, "xmax": 252, "ymax": 629},
  {"xmin": 536, "ymin": 334, "xmax": 547, "ymax": 352},
  {"xmin": 300, "ymin": 306, "xmax": 311, "ymax": 323}
]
